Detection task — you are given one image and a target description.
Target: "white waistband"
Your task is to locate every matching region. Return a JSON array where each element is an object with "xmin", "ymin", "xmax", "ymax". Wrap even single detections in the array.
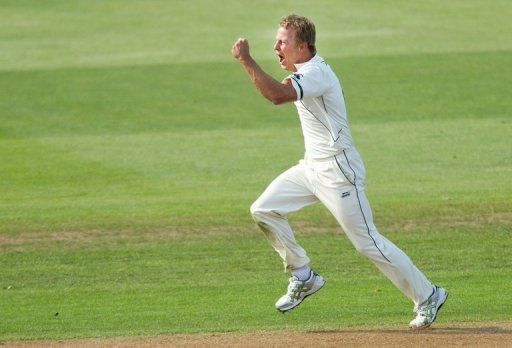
[{"xmin": 304, "ymin": 151, "xmax": 346, "ymax": 163}]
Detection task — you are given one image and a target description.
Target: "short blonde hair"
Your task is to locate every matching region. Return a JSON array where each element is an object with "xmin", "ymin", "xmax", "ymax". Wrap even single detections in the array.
[{"xmin": 280, "ymin": 14, "xmax": 316, "ymax": 55}]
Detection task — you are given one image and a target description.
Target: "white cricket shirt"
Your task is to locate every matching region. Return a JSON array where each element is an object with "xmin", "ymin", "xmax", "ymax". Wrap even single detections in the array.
[{"xmin": 287, "ymin": 55, "xmax": 354, "ymax": 159}]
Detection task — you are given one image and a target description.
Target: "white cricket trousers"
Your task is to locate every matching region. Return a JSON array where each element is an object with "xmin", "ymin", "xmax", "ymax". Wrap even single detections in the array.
[{"xmin": 250, "ymin": 148, "xmax": 433, "ymax": 305}]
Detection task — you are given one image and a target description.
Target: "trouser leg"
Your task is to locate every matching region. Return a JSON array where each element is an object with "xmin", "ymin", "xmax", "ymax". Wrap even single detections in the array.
[
  {"xmin": 321, "ymin": 185, "xmax": 433, "ymax": 304},
  {"xmin": 315, "ymin": 151, "xmax": 433, "ymax": 304},
  {"xmin": 250, "ymin": 162, "xmax": 318, "ymax": 270}
]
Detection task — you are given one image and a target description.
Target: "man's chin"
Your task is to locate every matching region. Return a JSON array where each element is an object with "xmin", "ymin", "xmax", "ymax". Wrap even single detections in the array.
[
  {"xmin": 277, "ymin": 57, "xmax": 294, "ymax": 71},
  {"xmin": 279, "ymin": 63, "xmax": 294, "ymax": 71}
]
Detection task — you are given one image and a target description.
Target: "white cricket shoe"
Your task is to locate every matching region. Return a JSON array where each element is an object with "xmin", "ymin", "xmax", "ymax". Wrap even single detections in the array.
[
  {"xmin": 275, "ymin": 271, "xmax": 325, "ymax": 312},
  {"xmin": 409, "ymin": 285, "xmax": 448, "ymax": 330}
]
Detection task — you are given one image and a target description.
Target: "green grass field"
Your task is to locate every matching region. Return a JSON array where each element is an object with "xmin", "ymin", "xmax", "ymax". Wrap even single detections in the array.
[{"xmin": 1, "ymin": 0, "xmax": 511, "ymax": 342}]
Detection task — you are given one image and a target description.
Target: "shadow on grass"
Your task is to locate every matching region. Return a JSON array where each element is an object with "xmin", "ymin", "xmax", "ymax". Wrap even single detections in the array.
[{"xmin": 308, "ymin": 325, "xmax": 512, "ymax": 335}]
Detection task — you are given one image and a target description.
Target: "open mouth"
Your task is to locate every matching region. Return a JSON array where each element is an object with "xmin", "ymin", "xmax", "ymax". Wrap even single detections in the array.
[{"xmin": 277, "ymin": 54, "xmax": 285, "ymax": 65}]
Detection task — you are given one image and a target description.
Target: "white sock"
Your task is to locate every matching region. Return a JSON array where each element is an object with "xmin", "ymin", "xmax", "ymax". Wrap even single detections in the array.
[{"xmin": 292, "ymin": 265, "xmax": 311, "ymax": 281}]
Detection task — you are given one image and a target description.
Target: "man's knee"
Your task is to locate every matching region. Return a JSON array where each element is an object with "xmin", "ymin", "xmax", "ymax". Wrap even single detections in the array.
[
  {"xmin": 350, "ymin": 234, "xmax": 379, "ymax": 255},
  {"xmin": 250, "ymin": 205, "xmax": 275, "ymax": 234},
  {"xmin": 250, "ymin": 201, "xmax": 268, "ymax": 223},
  {"xmin": 250, "ymin": 202, "xmax": 282, "ymax": 224},
  {"xmin": 353, "ymin": 241, "xmax": 372, "ymax": 255},
  {"xmin": 250, "ymin": 201, "xmax": 260, "ymax": 218},
  {"xmin": 351, "ymin": 235, "xmax": 391, "ymax": 263}
]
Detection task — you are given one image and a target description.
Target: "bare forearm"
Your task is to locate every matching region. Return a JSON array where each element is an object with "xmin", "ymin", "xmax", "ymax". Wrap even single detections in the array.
[
  {"xmin": 239, "ymin": 56, "xmax": 290, "ymax": 104},
  {"xmin": 232, "ymin": 37, "xmax": 296, "ymax": 105}
]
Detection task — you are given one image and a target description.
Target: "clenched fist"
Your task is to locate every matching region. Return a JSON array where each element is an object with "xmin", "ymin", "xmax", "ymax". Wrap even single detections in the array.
[{"xmin": 232, "ymin": 38, "xmax": 251, "ymax": 62}]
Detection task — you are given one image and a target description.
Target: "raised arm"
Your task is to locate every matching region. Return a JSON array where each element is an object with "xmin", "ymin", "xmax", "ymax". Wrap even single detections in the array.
[{"xmin": 231, "ymin": 38, "xmax": 296, "ymax": 105}]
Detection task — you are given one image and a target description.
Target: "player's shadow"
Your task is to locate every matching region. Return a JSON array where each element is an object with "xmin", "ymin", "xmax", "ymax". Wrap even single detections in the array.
[{"xmin": 309, "ymin": 326, "xmax": 512, "ymax": 335}]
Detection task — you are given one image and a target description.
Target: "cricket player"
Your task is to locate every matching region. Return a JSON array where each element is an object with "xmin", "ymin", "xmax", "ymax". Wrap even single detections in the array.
[{"xmin": 231, "ymin": 14, "xmax": 448, "ymax": 329}]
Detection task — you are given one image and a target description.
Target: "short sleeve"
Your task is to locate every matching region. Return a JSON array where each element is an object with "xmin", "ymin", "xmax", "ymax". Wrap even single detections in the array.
[{"xmin": 287, "ymin": 65, "xmax": 328, "ymax": 101}]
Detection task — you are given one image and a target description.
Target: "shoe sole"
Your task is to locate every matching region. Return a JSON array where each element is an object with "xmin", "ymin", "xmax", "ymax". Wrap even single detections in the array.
[
  {"xmin": 276, "ymin": 278, "xmax": 325, "ymax": 313},
  {"xmin": 410, "ymin": 289, "xmax": 449, "ymax": 330}
]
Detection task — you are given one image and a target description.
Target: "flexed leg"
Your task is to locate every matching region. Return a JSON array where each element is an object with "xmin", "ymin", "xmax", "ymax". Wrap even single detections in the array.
[{"xmin": 250, "ymin": 162, "xmax": 318, "ymax": 270}]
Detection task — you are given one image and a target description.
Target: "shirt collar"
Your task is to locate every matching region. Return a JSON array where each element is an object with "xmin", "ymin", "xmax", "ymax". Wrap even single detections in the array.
[{"xmin": 294, "ymin": 54, "xmax": 323, "ymax": 70}]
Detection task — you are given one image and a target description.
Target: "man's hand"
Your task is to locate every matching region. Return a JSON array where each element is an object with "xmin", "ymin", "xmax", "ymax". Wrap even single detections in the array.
[
  {"xmin": 232, "ymin": 38, "xmax": 251, "ymax": 62},
  {"xmin": 231, "ymin": 37, "xmax": 297, "ymax": 104}
]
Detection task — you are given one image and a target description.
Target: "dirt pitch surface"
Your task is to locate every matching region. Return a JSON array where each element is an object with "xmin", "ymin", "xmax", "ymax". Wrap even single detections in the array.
[{"xmin": 3, "ymin": 322, "xmax": 512, "ymax": 348}]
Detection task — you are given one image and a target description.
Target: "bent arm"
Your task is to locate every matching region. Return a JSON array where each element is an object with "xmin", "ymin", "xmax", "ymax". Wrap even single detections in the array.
[
  {"xmin": 232, "ymin": 38, "xmax": 296, "ymax": 105},
  {"xmin": 239, "ymin": 56, "xmax": 296, "ymax": 105}
]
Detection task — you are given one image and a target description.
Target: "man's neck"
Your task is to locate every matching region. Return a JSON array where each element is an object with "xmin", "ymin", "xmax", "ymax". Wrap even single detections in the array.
[
  {"xmin": 296, "ymin": 52, "xmax": 314, "ymax": 65},
  {"xmin": 290, "ymin": 52, "xmax": 314, "ymax": 71},
  {"xmin": 289, "ymin": 52, "xmax": 314, "ymax": 72}
]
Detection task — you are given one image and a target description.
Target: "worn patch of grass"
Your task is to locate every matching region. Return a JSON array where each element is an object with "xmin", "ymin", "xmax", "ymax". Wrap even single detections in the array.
[{"xmin": 1, "ymin": 227, "xmax": 511, "ymax": 340}]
